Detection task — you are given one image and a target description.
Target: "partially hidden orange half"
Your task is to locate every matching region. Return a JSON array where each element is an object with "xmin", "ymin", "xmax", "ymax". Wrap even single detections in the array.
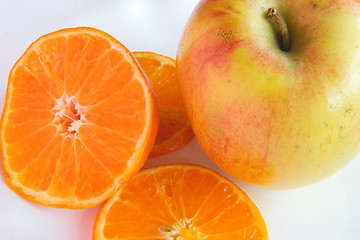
[
  {"xmin": 93, "ymin": 164, "xmax": 268, "ymax": 240},
  {"xmin": 0, "ymin": 27, "xmax": 159, "ymax": 209},
  {"xmin": 133, "ymin": 52, "xmax": 194, "ymax": 157}
]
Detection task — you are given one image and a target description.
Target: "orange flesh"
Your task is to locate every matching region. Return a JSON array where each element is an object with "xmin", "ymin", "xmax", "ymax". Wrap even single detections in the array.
[
  {"xmin": 1, "ymin": 27, "xmax": 158, "ymax": 208},
  {"xmin": 134, "ymin": 52, "xmax": 194, "ymax": 157},
  {"xmin": 94, "ymin": 164, "xmax": 268, "ymax": 240}
]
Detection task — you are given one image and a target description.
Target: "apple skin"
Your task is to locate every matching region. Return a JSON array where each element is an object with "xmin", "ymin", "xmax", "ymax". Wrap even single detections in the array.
[{"xmin": 177, "ymin": 0, "xmax": 360, "ymax": 188}]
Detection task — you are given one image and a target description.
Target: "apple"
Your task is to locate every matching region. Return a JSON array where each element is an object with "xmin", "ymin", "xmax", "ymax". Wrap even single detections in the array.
[{"xmin": 177, "ymin": 0, "xmax": 360, "ymax": 188}]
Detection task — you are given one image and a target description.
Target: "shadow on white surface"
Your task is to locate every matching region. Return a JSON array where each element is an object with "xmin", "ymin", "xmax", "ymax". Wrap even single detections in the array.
[{"xmin": 77, "ymin": 204, "xmax": 102, "ymax": 240}]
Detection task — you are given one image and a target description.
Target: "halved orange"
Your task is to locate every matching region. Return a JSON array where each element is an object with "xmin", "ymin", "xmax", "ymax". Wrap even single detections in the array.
[
  {"xmin": 133, "ymin": 52, "xmax": 194, "ymax": 157},
  {"xmin": 0, "ymin": 27, "xmax": 159, "ymax": 209},
  {"xmin": 93, "ymin": 164, "xmax": 268, "ymax": 240}
]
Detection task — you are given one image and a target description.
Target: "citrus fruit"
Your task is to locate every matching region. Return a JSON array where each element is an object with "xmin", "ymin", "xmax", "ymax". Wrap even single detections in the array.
[
  {"xmin": 93, "ymin": 164, "xmax": 268, "ymax": 240},
  {"xmin": 0, "ymin": 27, "xmax": 159, "ymax": 208},
  {"xmin": 133, "ymin": 52, "xmax": 194, "ymax": 157}
]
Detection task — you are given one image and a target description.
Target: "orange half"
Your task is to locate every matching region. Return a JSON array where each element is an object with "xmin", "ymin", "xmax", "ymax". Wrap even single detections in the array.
[
  {"xmin": 0, "ymin": 27, "xmax": 159, "ymax": 208},
  {"xmin": 93, "ymin": 164, "xmax": 268, "ymax": 240},
  {"xmin": 133, "ymin": 52, "xmax": 194, "ymax": 157}
]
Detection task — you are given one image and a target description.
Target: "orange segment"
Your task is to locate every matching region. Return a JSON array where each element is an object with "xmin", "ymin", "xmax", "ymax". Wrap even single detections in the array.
[
  {"xmin": 133, "ymin": 52, "xmax": 194, "ymax": 157},
  {"xmin": 93, "ymin": 164, "xmax": 268, "ymax": 240},
  {"xmin": 0, "ymin": 27, "xmax": 159, "ymax": 208},
  {"xmin": 47, "ymin": 137, "xmax": 77, "ymax": 198},
  {"xmin": 9, "ymin": 64, "xmax": 56, "ymax": 110}
]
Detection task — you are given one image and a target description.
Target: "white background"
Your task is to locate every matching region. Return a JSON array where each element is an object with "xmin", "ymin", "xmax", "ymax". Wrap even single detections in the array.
[{"xmin": 0, "ymin": 0, "xmax": 359, "ymax": 239}]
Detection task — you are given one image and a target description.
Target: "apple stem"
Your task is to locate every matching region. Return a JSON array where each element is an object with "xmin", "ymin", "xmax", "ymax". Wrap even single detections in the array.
[{"xmin": 266, "ymin": 8, "xmax": 290, "ymax": 52}]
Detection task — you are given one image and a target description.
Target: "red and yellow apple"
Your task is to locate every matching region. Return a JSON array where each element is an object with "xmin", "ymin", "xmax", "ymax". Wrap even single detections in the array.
[{"xmin": 177, "ymin": 0, "xmax": 360, "ymax": 188}]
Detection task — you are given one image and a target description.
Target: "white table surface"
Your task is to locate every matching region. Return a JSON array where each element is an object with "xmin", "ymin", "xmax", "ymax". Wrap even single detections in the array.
[{"xmin": 0, "ymin": 1, "xmax": 359, "ymax": 240}]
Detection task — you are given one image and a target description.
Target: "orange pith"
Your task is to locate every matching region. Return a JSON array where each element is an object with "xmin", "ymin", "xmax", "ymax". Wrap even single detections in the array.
[
  {"xmin": 93, "ymin": 164, "xmax": 268, "ymax": 240},
  {"xmin": 133, "ymin": 52, "xmax": 194, "ymax": 157},
  {"xmin": 0, "ymin": 27, "xmax": 159, "ymax": 209}
]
